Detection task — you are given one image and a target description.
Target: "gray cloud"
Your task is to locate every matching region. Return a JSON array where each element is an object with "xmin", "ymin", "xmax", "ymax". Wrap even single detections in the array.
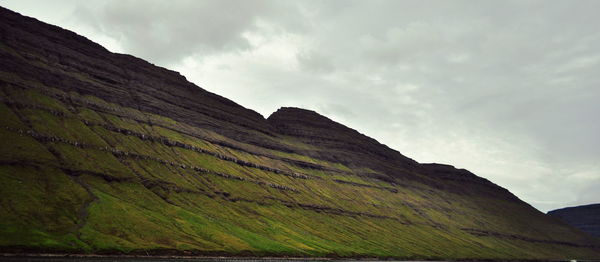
[
  {"xmin": 3, "ymin": 0, "xmax": 599, "ymax": 212},
  {"xmin": 69, "ymin": 0, "xmax": 305, "ymax": 65}
]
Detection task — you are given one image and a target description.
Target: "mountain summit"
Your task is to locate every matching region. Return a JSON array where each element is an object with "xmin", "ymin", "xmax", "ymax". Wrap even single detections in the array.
[{"xmin": 0, "ymin": 6, "xmax": 599, "ymax": 260}]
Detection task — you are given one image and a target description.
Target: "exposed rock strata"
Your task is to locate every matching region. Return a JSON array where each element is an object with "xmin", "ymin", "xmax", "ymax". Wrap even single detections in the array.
[
  {"xmin": 3, "ymin": 126, "xmax": 299, "ymax": 192},
  {"xmin": 267, "ymin": 107, "xmax": 419, "ymax": 175},
  {"xmin": 2, "ymin": 6, "xmax": 600, "ymax": 259}
]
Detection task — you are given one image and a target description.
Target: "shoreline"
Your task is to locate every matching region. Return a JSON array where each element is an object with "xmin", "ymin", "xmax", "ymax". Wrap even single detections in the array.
[
  {"xmin": 0, "ymin": 253, "xmax": 379, "ymax": 260},
  {"xmin": 0, "ymin": 253, "xmax": 573, "ymax": 262}
]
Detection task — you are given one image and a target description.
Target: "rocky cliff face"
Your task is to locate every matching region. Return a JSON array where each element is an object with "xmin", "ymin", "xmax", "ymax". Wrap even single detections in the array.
[
  {"xmin": 1, "ymin": 6, "xmax": 599, "ymax": 260},
  {"xmin": 549, "ymin": 204, "xmax": 600, "ymax": 239}
]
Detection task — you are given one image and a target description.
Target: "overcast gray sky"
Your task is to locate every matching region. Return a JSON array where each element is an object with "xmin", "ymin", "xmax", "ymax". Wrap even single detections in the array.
[{"xmin": 3, "ymin": 0, "xmax": 599, "ymax": 212}]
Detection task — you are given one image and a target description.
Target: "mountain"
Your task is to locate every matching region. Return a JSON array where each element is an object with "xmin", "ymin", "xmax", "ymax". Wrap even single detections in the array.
[
  {"xmin": 1, "ymin": 6, "xmax": 599, "ymax": 260},
  {"xmin": 548, "ymin": 204, "xmax": 600, "ymax": 239}
]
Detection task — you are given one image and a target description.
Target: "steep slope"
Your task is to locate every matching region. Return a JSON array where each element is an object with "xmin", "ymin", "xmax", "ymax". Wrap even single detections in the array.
[
  {"xmin": 549, "ymin": 204, "xmax": 600, "ymax": 239},
  {"xmin": 0, "ymin": 5, "xmax": 282, "ymax": 149},
  {"xmin": 268, "ymin": 107, "xmax": 418, "ymax": 179},
  {"xmin": 1, "ymin": 6, "xmax": 599, "ymax": 260}
]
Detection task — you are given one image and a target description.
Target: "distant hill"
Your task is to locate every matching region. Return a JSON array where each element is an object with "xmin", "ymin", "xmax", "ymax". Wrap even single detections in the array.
[
  {"xmin": 548, "ymin": 204, "xmax": 600, "ymax": 239},
  {"xmin": 1, "ymin": 6, "xmax": 599, "ymax": 260}
]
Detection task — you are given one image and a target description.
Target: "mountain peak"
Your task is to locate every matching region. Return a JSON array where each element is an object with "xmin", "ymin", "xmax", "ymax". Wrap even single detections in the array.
[
  {"xmin": 268, "ymin": 106, "xmax": 419, "ymax": 177},
  {"xmin": 269, "ymin": 106, "xmax": 320, "ymax": 115},
  {"xmin": 268, "ymin": 106, "xmax": 347, "ymax": 130}
]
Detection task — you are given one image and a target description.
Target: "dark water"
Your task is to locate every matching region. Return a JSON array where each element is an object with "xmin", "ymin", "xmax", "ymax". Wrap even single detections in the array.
[{"xmin": 1, "ymin": 258, "xmax": 433, "ymax": 262}]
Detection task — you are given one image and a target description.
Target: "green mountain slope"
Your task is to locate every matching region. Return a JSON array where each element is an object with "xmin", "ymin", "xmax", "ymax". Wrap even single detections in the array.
[{"xmin": 0, "ymin": 6, "xmax": 599, "ymax": 260}]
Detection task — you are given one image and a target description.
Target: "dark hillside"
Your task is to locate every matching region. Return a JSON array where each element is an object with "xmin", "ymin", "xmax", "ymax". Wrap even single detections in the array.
[
  {"xmin": 1, "ymin": 6, "xmax": 599, "ymax": 260},
  {"xmin": 549, "ymin": 204, "xmax": 600, "ymax": 239}
]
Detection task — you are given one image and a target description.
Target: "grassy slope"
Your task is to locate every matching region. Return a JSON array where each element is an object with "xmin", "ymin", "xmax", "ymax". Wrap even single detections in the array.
[{"xmin": 1, "ymin": 84, "xmax": 599, "ymax": 260}]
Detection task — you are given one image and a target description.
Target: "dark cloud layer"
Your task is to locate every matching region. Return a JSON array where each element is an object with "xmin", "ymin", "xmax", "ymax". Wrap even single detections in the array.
[{"xmin": 3, "ymin": 0, "xmax": 599, "ymax": 212}]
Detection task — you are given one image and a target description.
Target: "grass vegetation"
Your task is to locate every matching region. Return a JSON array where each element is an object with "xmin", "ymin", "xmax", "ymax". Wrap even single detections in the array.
[{"xmin": 1, "ymin": 84, "xmax": 599, "ymax": 259}]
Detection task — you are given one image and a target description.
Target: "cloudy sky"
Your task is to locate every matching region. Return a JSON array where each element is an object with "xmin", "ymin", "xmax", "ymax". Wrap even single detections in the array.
[{"xmin": 3, "ymin": 0, "xmax": 599, "ymax": 212}]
